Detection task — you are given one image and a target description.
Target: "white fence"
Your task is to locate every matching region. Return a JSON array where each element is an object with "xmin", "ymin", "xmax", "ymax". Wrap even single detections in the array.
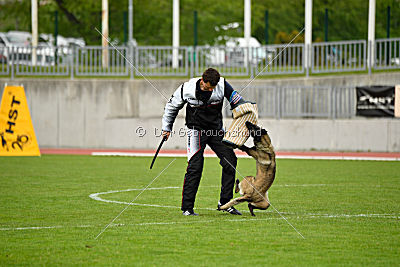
[
  {"xmin": 0, "ymin": 38, "xmax": 399, "ymax": 79},
  {"xmin": 226, "ymin": 85, "xmax": 355, "ymax": 119}
]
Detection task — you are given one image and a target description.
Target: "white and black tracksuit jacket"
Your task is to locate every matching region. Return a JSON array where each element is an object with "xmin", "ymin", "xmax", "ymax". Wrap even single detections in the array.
[{"xmin": 162, "ymin": 77, "xmax": 244, "ymax": 132}]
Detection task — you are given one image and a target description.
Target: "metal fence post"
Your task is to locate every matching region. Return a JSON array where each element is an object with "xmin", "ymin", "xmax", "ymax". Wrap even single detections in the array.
[
  {"xmin": 134, "ymin": 46, "xmax": 139, "ymax": 77},
  {"xmin": 70, "ymin": 46, "xmax": 75, "ymax": 80},
  {"xmin": 10, "ymin": 47, "xmax": 14, "ymax": 80},
  {"xmin": 194, "ymin": 46, "xmax": 199, "ymax": 77},
  {"xmin": 306, "ymin": 44, "xmax": 310, "ymax": 77},
  {"xmin": 247, "ymin": 47, "xmax": 257, "ymax": 79},
  {"xmin": 250, "ymin": 47, "xmax": 254, "ymax": 78},
  {"xmin": 368, "ymin": 40, "xmax": 372, "ymax": 75},
  {"xmin": 330, "ymin": 87, "xmax": 335, "ymax": 119},
  {"xmin": 311, "ymin": 43, "xmax": 314, "ymax": 75},
  {"xmin": 129, "ymin": 45, "xmax": 134, "ymax": 80},
  {"xmin": 189, "ymin": 47, "xmax": 194, "ymax": 78}
]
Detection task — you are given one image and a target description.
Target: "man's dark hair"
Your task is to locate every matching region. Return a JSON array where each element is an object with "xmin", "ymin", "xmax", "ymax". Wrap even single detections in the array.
[{"xmin": 202, "ymin": 68, "xmax": 220, "ymax": 86}]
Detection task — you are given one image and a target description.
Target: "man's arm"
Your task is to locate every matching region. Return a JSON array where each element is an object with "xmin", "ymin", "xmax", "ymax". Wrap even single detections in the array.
[
  {"xmin": 224, "ymin": 80, "xmax": 247, "ymax": 109},
  {"xmin": 162, "ymin": 84, "xmax": 185, "ymax": 140}
]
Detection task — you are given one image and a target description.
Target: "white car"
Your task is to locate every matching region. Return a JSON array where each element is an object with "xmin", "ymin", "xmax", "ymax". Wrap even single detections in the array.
[
  {"xmin": 6, "ymin": 31, "xmax": 31, "ymax": 46},
  {"xmin": 206, "ymin": 37, "xmax": 274, "ymax": 66},
  {"xmin": 0, "ymin": 32, "xmax": 31, "ymax": 64},
  {"xmin": 6, "ymin": 31, "xmax": 56, "ymax": 66},
  {"xmin": 391, "ymin": 58, "xmax": 400, "ymax": 66},
  {"xmin": 0, "ymin": 33, "xmax": 10, "ymax": 63}
]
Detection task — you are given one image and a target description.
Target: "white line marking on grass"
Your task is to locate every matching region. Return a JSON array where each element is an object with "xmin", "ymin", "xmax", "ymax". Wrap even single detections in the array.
[
  {"xmin": 133, "ymin": 217, "xmax": 279, "ymax": 226},
  {"xmin": 306, "ymin": 213, "xmax": 400, "ymax": 219},
  {"xmin": 89, "ymin": 191, "xmax": 215, "ymax": 211},
  {"xmin": 223, "ymin": 157, "xmax": 305, "ymax": 239},
  {"xmin": 95, "ymin": 159, "xmax": 177, "ymax": 239},
  {"xmin": 89, "ymin": 184, "xmax": 330, "ymax": 209},
  {"xmin": 276, "ymin": 155, "xmax": 400, "ymax": 161},
  {"xmin": 0, "ymin": 218, "xmax": 280, "ymax": 231},
  {"xmin": 89, "ymin": 187, "xmax": 183, "ymax": 209},
  {"xmin": 0, "ymin": 225, "xmax": 93, "ymax": 231},
  {"xmin": 0, "ymin": 225, "xmax": 63, "ymax": 231},
  {"xmin": 278, "ymin": 184, "xmax": 328, "ymax": 187},
  {"xmin": 2, "ymin": 213, "xmax": 399, "ymax": 232}
]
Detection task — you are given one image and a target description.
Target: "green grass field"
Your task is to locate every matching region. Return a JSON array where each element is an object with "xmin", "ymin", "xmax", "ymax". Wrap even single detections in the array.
[{"xmin": 0, "ymin": 155, "xmax": 399, "ymax": 266}]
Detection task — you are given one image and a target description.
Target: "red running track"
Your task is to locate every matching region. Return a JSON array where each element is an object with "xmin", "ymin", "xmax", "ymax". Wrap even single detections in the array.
[{"xmin": 40, "ymin": 148, "xmax": 400, "ymax": 161}]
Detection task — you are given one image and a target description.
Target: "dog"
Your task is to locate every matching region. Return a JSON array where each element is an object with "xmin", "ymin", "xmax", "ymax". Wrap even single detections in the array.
[{"xmin": 219, "ymin": 121, "xmax": 276, "ymax": 216}]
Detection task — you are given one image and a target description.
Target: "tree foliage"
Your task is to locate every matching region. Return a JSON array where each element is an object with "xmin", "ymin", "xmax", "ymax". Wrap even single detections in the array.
[{"xmin": 0, "ymin": 0, "xmax": 399, "ymax": 45}]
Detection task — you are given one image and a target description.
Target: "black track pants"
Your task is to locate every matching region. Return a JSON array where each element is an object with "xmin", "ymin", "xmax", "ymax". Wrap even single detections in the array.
[{"xmin": 181, "ymin": 128, "xmax": 237, "ymax": 211}]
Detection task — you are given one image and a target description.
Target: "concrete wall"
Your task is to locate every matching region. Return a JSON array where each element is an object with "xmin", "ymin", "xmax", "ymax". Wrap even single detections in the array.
[
  {"xmin": 101, "ymin": 117, "xmax": 400, "ymax": 152},
  {"xmin": 0, "ymin": 72, "xmax": 399, "ymax": 152}
]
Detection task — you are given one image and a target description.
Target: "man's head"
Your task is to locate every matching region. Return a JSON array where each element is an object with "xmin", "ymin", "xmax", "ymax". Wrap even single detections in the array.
[{"xmin": 201, "ymin": 68, "xmax": 220, "ymax": 91}]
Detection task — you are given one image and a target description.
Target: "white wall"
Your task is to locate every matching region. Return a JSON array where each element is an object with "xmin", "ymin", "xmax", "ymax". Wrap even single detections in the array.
[{"xmin": 0, "ymin": 73, "xmax": 399, "ymax": 151}]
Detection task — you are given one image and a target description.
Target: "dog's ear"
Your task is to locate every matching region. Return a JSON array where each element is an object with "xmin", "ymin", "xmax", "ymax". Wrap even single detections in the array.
[{"xmin": 261, "ymin": 128, "xmax": 268, "ymax": 135}]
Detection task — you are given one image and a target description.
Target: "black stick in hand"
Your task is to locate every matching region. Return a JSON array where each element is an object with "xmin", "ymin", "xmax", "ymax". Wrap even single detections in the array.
[{"xmin": 149, "ymin": 135, "xmax": 168, "ymax": 169}]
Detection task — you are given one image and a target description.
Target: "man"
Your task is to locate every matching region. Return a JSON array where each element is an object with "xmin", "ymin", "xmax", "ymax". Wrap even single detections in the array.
[{"xmin": 161, "ymin": 68, "xmax": 248, "ymax": 216}]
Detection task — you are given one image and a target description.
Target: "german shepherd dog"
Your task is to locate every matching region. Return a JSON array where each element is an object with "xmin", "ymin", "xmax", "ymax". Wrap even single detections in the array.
[{"xmin": 219, "ymin": 121, "xmax": 276, "ymax": 216}]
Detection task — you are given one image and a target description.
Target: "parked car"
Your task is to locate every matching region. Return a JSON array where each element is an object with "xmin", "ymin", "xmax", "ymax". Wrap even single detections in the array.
[
  {"xmin": 66, "ymin": 37, "xmax": 85, "ymax": 48},
  {"xmin": 226, "ymin": 37, "xmax": 276, "ymax": 65},
  {"xmin": 0, "ymin": 31, "xmax": 89, "ymax": 66},
  {"xmin": 204, "ymin": 36, "xmax": 274, "ymax": 66},
  {"xmin": 0, "ymin": 32, "xmax": 10, "ymax": 63},
  {"xmin": 0, "ymin": 31, "xmax": 31, "ymax": 64},
  {"xmin": 40, "ymin": 33, "xmax": 71, "ymax": 63},
  {"xmin": 40, "ymin": 34, "xmax": 86, "ymax": 49},
  {"xmin": 6, "ymin": 31, "xmax": 31, "ymax": 46},
  {"xmin": 391, "ymin": 58, "xmax": 400, "ymax": 66},
  {"xmin": 7, "ymin": 31, "xmax": 57, "ymax": 66}
]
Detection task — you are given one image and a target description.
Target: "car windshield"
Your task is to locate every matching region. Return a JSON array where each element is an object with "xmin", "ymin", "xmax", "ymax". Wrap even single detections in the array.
[
  {"xmin": 7, "ymin": 34, "xmax": 30, "ymax": 44},
  {"xmin": 0, "ymin": 34, "xmax": 10, "ymax": 42}
]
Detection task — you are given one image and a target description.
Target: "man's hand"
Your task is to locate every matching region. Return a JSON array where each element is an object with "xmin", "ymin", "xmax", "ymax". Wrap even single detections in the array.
[{"xmin": 162, "ymin": 131, "xmax": 171, "ymax": 141}]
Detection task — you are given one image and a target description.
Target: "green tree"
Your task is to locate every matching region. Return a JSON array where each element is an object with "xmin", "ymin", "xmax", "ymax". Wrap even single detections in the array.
[{"xmin": 0, "ymin": 0, "xmax": 399, "ymax": 46}]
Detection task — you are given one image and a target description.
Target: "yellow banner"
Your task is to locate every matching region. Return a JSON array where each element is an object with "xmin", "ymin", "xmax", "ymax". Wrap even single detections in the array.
[{"xmin": 0, "ymin": 85, "xmax": 40, "ymax": 156}]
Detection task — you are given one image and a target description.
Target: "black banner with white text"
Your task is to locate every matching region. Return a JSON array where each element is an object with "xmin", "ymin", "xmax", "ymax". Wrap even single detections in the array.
[{"xmin": 356, "ymin": 86, "xmax": 395, "ymax": 117}]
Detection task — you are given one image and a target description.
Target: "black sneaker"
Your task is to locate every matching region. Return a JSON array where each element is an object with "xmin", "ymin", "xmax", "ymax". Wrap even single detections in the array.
[
  {"xmin": 182, "ymin": 210, "xmax": 199, "ymax": 216},
  {"xmin": 217, "ymin": 203, "xmax": 242, "ymax": 215}
]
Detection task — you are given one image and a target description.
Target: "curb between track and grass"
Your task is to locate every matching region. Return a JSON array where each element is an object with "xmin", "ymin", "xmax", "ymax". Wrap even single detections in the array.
[{"xmin": 39, "ymin": 148, "xmax": 400, "ymax": 161}]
